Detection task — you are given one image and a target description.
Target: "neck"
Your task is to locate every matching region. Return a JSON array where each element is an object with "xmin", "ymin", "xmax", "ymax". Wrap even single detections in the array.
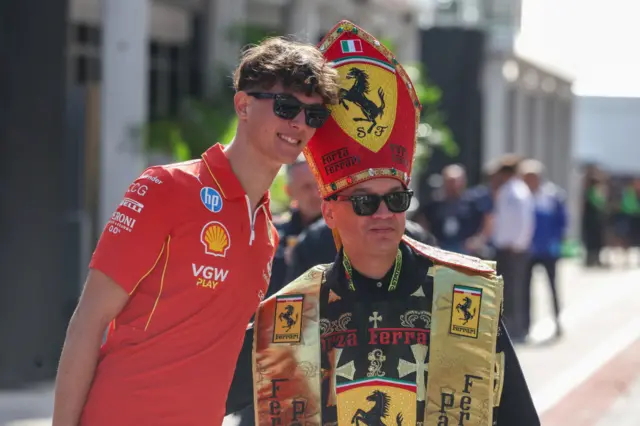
[
  {"xmin": 446, "ymin": 192, "xmax": 461, "ymax": 200},
  {"xmin": 344, "ymin": 246, "xmax": 398, "ymax": 280},
  {"xmin": 224, "ymin": 136, "xmax": 281, "ymax": 209}
]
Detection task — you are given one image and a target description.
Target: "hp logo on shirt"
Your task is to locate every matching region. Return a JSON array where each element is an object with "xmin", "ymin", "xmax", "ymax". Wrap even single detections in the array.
[{"xmin": 200, "ymin": 187, "xmax": 223, "ymax": 213}]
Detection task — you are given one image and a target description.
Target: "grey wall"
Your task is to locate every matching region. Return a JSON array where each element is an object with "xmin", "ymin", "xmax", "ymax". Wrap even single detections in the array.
[
  {"xmin": 0, "ymin": 0, "xmax": 72, "ymax": 387},
  {"xmin": 574, "ymin": 96, "xmax": 640, "ymax": 175}
]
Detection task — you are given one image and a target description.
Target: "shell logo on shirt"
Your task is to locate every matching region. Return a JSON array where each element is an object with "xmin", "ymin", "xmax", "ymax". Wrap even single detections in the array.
[{"xmin": 200, "ymin": 221, "xmax": 231, "ymax": 257}]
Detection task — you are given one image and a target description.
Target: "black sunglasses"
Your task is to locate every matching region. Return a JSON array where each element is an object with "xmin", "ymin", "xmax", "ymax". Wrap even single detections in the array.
[
  {"xmin": 247, "ymin": 92, "xmax": 330, "ymax": 129},
  {"xmin": 327, "ymin": 190, "xmax": 414, "ymax": 216}
]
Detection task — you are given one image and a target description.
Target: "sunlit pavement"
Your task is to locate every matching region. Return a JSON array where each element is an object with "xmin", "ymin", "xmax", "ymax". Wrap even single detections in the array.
[{"xmin": 519, "ymin": 255, "xmax": 640, "ymax": 425}]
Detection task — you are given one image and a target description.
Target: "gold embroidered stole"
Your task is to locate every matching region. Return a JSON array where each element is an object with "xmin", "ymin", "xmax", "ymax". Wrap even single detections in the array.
[
  {"xmin": 423, "ymin": 263, "xmax": 503, "ymax": 425},
  {"xmin": 252, "ymin": 266, "xmax": 327, "ymax": 425},
  {"xmin": 253, "ymin": 244, "xmax": 503, "ymax": 425}
]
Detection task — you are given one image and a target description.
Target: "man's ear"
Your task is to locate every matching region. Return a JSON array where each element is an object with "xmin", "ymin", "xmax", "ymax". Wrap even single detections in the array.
[
  {"xmin": 234, "ymin": 91, "xmax": 250, "ymax": 120},
  {"xmin": 321, "ymin": 200, "xmax": 336, "ymax": 229}
]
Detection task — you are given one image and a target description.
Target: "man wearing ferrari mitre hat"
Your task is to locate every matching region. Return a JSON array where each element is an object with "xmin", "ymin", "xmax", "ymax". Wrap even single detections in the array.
[{"xmin": 225, "ymin": 20, "xmax": 540, "ymax": 426}]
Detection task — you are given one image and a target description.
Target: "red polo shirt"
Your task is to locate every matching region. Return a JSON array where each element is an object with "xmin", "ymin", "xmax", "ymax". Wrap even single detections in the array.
[{"xmin": 81, "ymin": 144, "xmax": 278, "ymax": 426}]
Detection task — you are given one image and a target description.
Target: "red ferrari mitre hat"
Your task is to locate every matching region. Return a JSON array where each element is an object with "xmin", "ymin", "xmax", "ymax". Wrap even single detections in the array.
[{"xmin": 303, "ymin": 20, "xmax": 422, "ymax": 198}]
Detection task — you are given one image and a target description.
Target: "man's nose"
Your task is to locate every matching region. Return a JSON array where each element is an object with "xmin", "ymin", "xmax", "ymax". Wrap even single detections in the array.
[
  {"xmin": 372, "ymin": 198, "xmax": 393, "ymax": 219},
  {"xmin": 289, "ymin": 110, "xmax": 306, "ymax": 129}
]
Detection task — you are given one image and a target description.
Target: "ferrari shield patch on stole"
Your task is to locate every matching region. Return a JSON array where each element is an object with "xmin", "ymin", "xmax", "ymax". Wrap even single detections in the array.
[
  {"xmin": 450, "ymin": 285, "xmax": 483, "ymax": 338},
  {"xmin": 272, "ymin": 294, "xmax": 304, "ymax": 343},
  {"xmin": 337, "ymin": 378, "xmax": 417, "ymax": 425}
]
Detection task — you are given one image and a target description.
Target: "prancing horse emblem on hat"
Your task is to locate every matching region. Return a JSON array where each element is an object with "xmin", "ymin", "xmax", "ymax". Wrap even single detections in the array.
[
  {"xmin": 340, "ymin": 68, "xmax": 386, "ymax": 134},
  {"xmin": 331, "ymin": 61, "xmax": 398, "ymax": 153}
]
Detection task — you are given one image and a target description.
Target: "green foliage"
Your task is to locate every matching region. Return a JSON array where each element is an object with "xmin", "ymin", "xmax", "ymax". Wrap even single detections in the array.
[
  {"xmin": 144, "ymin": 95, "xmax": 237, "ymax": 158},
  {"xmin": 227, "ymin": 22, "xmax": 283, "ymax": 47},
  {"xmin": 144, "ymin": 97, "xmax": 290, "ymax": 213},
  {"xmin": 144, "ymin": 23, "xmax": 292, "ymax": 212},
  {"xmin": 144, "ymin": 23, "xmax": 285, "ymax": 160},
  {"xmin": 379, "ymin": 39, "xmax": 458, "ymax": 173},
  {"xmin": 407, "ymin": 63, "xmax": 458, "ymax": 161},
  {"xmin": 269, "ymin": 169, "xmax": 290, "ymax": 213},
  {"xmin": 145, "ymin": 119, "xmax": 191, "ymax": 161}
]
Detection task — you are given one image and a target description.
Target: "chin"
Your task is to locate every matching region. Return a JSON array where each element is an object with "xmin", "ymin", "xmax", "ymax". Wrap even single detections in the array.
[
  {"xmin": 274, "ymin": 144, "xmax": 304, "ymax": 165},
  {"xmin": 264, "ymin": 150, "xmax": 296, "ymax": 168},
  {"xmin": 367, "ymin": 234, "xmax": 402, "ymax": 252},
  {"xmin": 284, "ymin": 150, "xmax": 304, "ymax": 164}
]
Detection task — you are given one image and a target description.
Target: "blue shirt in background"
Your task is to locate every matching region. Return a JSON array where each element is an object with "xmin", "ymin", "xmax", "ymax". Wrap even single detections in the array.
[
  {"xmin": 530, "ymin": 182, "xmax": 568, "ymax": 258},
  {"xmin": 423, "ymin": 185, "xmax": 493, "ymax": 254}
]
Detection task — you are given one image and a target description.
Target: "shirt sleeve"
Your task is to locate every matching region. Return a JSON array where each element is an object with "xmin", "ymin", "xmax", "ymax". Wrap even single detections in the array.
[
  {"xmin": 476, "ymin": 191, "xmax": 494, "ymax": 215},
  {"xmin": 514, "ymin": 190, "xmax": 535, "ymax": 251},
  {"xmin": 495, "ymin": 321, "xmax": 540, "ymax": 425},
  {"xmin": 556, "ymin": 191, "xmax": 569, "ymax": 237},
  {"xmin": 494, "ymin": 183, "xmax": 535, "ymax": 251},
  {"xmin": 89, "ymin": 167, "xmax": 176, "ymax": 294}
]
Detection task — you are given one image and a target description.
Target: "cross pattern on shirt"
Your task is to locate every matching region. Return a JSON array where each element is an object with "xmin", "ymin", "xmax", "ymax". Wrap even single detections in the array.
[
  {"xmin": 327, "ymin": 347, "xmax": 356, "ymax": 407},
  {"xmin": 397, "ymin": 344, "xmax": 429, "ymax": 401},
  {"xmin": 369, "ymin": 311, "xmax": 383, "ymax": 328}
]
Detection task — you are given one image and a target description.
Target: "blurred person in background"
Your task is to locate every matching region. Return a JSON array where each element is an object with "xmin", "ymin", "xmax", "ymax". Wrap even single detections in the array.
[
  {"xmin": 52, "ymin": 37, "xmax": 340, "ymax": 426},
  {"xmin": 466, "ymin": 164, "xmax": 501, "ymax": 259},
  {"xmin": 609, "ymin": 179, "xmax": 630, "ymax": 260},
  {"xmin": 226, "ymin": 20, "xmax": 539, "ymax": 425},
  {"xmin": 415, "ymin": 164, "xmax": 492, "ymax": 255},
  {"xmin": 581, "ymin": 165, "xmax": 608, "ymax": 267},
  {"xmin": 617, "ymin": 177, "xmax": 640, "ymax": 266},
  {"xmin": 269, "ymin": 155, "xmax": 323, "ymax": 294},
  {"xmin": 521, "ymin": 159, "xmax": 568, "ymax": 339},
  {"xmin": 491, "ymin": 155, "xmax": 535, "ymax": 343}
]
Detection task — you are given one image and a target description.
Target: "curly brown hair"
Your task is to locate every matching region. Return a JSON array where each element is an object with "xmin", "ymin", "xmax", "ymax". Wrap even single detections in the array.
[{"xmin": 233, "ymin": 37, "xmax": 340, "ymax": 105}]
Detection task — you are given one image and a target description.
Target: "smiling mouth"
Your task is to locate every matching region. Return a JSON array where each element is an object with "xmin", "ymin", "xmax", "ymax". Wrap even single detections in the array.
[{"xmin": 277, "ymin": 133, "xmax": 301, "ymax": 146}]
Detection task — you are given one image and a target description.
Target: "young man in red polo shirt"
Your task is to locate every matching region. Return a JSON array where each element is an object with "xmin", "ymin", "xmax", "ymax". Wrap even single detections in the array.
[{"xmin": 52, "ymin": 37, "xmax": 339, "ymax": 426}]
